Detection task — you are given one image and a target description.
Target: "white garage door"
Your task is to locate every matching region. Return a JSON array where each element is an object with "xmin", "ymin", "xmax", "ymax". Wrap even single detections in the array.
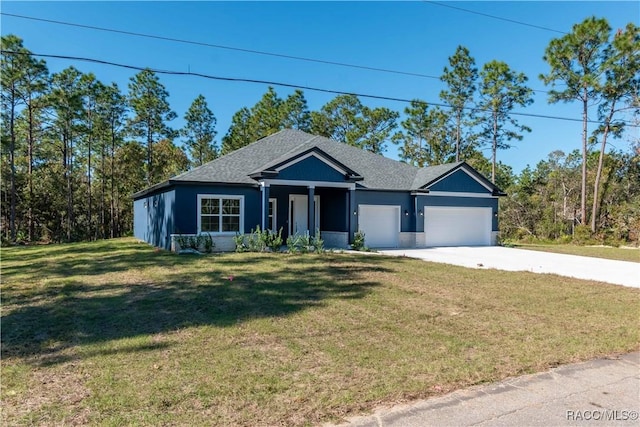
[
  {"xmin": 358, "ymin": 205, "xmax": 400, "ymax": 248},
  {"xmin": 424, "ymin": 207, "xmax": 492, "ymax": 247}
]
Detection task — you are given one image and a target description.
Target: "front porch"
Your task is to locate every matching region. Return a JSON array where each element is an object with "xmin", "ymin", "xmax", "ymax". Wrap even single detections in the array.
[{"xmin": 260, "ymin": 182, "xmax": 357, "ymax": 248}]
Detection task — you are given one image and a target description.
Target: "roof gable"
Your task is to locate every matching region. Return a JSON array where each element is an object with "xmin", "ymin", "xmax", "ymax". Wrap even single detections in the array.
[
  {"xmin": 428, "ymin": 169, "xmax": 492, "ymax": 193},
  {"xmin": 248, "ymin": 146, "xmax": 363, "ymax": 182}
]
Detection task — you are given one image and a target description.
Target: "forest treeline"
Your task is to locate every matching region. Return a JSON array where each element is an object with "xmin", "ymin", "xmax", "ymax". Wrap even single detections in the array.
[{"xmin": 1, "ymin": 17, "xmax": 638, "ymax": 245}]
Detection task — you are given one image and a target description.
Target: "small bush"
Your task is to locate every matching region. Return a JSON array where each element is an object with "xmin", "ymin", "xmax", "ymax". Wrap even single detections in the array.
[
  {"xmin": 573, "ymin": 225, "xmax": 595, "ymax": 245},
  {"xmin": 351, "ymin": 230, "xmax": 367, "ymax": 251},
  {"xmin": 235, "ymin": 226, "xmax": 283, "ymax": 253}
]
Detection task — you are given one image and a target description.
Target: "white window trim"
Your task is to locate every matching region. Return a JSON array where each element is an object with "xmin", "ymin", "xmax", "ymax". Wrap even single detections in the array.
[
  {"xmin": 197, "ymin": 194, "xmax": 244, "ymax": 235},
  {"xmin": 268, "ymin": 198, "xmax": 277, "ymax": 232}
]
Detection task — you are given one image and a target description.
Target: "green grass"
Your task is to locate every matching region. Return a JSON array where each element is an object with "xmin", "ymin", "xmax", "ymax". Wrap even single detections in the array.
[
  {"xmin": 513, "ymin": 243, "xmax": 640, "ymax": 263},
  {"xmin": 2, "ymin": 238, "xmax": 639, "ymax": 426}
]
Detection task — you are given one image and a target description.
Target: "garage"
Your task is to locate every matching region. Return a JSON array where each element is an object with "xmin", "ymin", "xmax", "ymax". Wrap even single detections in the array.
[
  {"xmin": 424, "ymin": 207, "xmax": 492, "ymax": 247},
  {"xmin": 358, "ymin": 205, "xmax": 400, "ymax": 248}
]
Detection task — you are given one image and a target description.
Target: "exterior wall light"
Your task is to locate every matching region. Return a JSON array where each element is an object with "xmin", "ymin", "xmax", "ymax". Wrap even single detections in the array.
[
  {"xmin": 419, "ymin": 210, "xmax": 423, "ymax": 216},
  {"xmin": 404, "ymin": 210, "xmax": 409, "ymax": 216},
  {"xmin": 353, "ymin": 210, "xmax": 357, "ymax": 216}
]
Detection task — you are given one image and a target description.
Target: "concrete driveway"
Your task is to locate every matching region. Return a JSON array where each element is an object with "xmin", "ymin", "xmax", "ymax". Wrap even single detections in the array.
[{"xmin": 379, "ymin": 247, "xmax": 639, "ymax": 288}]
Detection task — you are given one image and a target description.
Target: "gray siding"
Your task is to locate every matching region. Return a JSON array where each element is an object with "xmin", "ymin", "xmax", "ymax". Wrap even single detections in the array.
[{"xmin": 429, "ymin": 170, "xmax": 490, "ymax": 193}]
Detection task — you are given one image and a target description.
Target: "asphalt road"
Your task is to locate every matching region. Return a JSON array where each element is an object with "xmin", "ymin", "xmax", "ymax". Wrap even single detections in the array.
[{"xmin": 332, "ymin": 352, "xmax": 640, "ymax": 427}]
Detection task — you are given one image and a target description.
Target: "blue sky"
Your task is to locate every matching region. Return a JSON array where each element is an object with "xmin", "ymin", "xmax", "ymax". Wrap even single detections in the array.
[{"xmin": 2, "ymin": 1, "xmax": 638, "ymax": 174}]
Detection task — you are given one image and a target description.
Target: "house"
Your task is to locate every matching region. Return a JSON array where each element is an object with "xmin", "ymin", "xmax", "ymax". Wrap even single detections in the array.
[{"xmin": 133, "ymin": 129, "xmax": 505, "ymax": 251}]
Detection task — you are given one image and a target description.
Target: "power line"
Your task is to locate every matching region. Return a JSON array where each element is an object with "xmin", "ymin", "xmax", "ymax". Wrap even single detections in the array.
[
  {"xmin": 422, "ymin": 1, "xmax": 567, "ymax": 35},
  {"xmin": 3, "ymin": 49, "xmax": 630, "ymax": 128},
  {"xmin": 0, "ymin": 11, "xmax": 555, "ymax": 95},
  {"xmin": 0, "ymin": 12, "xmax": 442, "ymax": 80}
]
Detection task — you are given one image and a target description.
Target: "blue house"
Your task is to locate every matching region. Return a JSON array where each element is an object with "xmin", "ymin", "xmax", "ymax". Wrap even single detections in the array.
[{"xmin": 133, "ymin": 129, "xmax": 505, "ymax": 251}]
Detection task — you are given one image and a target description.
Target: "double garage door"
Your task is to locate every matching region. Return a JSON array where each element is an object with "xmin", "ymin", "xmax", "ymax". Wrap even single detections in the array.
[
  {"xmin": 358, "ymin": 204, "xmax": 492, "ymax": 248},
  {"xmin": 424, "ymin": 207, "xmax": 492, "ymax": 247}
]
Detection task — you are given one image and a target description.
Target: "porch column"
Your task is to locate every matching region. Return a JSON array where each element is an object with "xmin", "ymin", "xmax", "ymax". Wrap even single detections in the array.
[
  {"xmin": 262, "ymin": 184, "xmax": 270, "ymax": 231},
  {"xmin": 307, "ymin": 186, "xmax": 315, "ymax": 236},
  {"xmin": 348, "ymin": 188, "xmax": 356, "ymax": 244}
]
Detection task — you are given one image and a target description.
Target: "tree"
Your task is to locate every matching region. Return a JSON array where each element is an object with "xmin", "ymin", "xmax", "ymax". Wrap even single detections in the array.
[
  {"xmin": 153, "ymin": 139, "xmax": 189, "ymax": 182},
  {"xmin": 221, "ymin": 107, "xmax": 253, "ymax": 155},
  {"xmin": 1, "ymin": 35, "xmax": 29, "ymax": 240},
  {"xmin": 221, "ymin": 87, "xmax": 291, "ymax": 154},
  {"xmin": 393, "ymin": 100, "xmax": 455, "ymax": 167},
  {"xmin": 2, "ymin": 37, "xmax": 50, "ymax": 242},
  {"xmin": 182, "ymin": 94, "xmax": 217, "ymax": 167},
  {"xmin": 440, "ymin": 45, "xmax": 478, "ymax": 162},
  {"xmin": 476, "ymin": 60, "xmax": 533, "ymax": 183},
  {"xmin": 590, "ymin": 23, "xmax": 640, "ymax": 232},
  {"xmin": 540, "ymin": 17, "xmax": 611, "ymax": 226},
  {"xmin": 127, "ymin": 69, "xmax": 176, "ymax": 185},
  {"xmin": 48, "ymin": 66, "xmax": 85, "ymax": 241},
  {"xmin": 250, "ymin": 86, "xmax": 284, "ymax": 139},
  {"xmin": 311, "ymin": 94, "xmax": 399, "ymax": 153},
  {"xmin": 282, "ymin": 89, "xmax": 311, "ymax": 131}
]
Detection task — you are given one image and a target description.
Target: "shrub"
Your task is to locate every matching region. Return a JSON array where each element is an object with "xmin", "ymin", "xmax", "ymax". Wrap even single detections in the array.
[
  {"xmin": 261, "ymin": 227, "xmax": 284, "ymax": 252},
  {"xmin": 573, "ymin": 225, "xmax": 595, "ymax": 245},
  {"xmin": 235, "ymin": 226, "xmax": 283, "ymax": 253},
  {"xmin": 351, "ymin": 230, "xmax": 367, "ymax": 251}
]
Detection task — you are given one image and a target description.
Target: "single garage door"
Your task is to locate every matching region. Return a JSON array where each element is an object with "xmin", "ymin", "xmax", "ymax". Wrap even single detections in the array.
[
  {"xmin": 358, "ymin": 205, "xmax": 400, "ymax": 248},
  {"xmin": 424, "ymin": 207, "xmax": 492, "ymax": 247}
]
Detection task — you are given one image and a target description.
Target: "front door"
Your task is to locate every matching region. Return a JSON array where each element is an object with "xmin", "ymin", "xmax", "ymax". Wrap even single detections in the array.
[{"xmin": 289, "ymin": 195, "xmax": 320, "ymax": 236}]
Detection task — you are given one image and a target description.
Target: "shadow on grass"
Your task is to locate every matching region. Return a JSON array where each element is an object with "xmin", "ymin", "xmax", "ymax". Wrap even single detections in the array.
[
  {"xmin": 2, "ymin": 240, "xmax": 388, "ymax": 365},
  {"xmin": 1, "ymin": 239, "xmax": 190, "ymax": 281}
]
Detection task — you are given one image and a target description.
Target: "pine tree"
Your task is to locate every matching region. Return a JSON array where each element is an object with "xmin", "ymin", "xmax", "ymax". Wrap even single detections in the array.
[
  {"xmin": 182, "ymin": 94, "xmax": 217, "ymax": 167},
  {"xmin": 540, "ymin": 17, "xmax": 611, "ymax": 226},
  {"xmin": 476, "ymin": 60, "xmax": 533, "ymax": 183},
  {"xmin": 127, "ymin": 69, "xmax": 176, "ymax": 185},
  {"xmin": 440, "ymin": 46, "xmax": 478, "ymax": 162}
]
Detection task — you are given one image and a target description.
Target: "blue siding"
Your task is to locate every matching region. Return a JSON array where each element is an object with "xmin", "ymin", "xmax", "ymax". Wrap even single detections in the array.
[
  {"xmin": 174, "ymin": 185, "xmax": 262, "ymax": 235},
  {"xmin": 419, "ymin": 195, "xmax": 499, "ymax": 231},
  {"xmin": 268, "ymin": 186, "xmax": 349, "ymax": 238},
  {"xmin": 133, "ymin": 198, "xmax": 147, "ymax": 242},
  {"xmin": 355, "ymin": 191, "xmax": 414, "ymax": 232},
  {"xmin": 268, "ymin": 186, "xmax": 305, "ymax": 236},
  {"xmin": 276, "ymin": 156, "xmax": 347, "ymax": 182},
  {"xmin": 429, "ymin": 170, "xmax": 490, "ymax": 193},
  {"xmin": 133, "ymin": 189, "xmax": 176, "ymax": 250},
  {"xmin": 316, "ymin": 188, "xmax": 348, "ymax": 232}
]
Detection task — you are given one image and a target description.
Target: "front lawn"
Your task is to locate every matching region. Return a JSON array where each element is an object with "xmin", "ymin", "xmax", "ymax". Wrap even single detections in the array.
[
  {"xmin": 513, "ymin": 243, "xmax": 639, "ymax": 263},
  {"xmin": 2, "ymin": 238, "xmax": 638, "ymax": 426}
]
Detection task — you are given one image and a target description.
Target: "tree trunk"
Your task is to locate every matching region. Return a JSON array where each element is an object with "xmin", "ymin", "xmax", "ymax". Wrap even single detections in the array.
[
  {"xmin": 110, "ymin": 126, "xmax": 116, "ymax": 238},
  {"xmin": 591, "ymin": 110, "xmax": 614, "ymax": 233},
  {"xmin": 87, "ymin": 112, "xmax": 93, "ymax": 241},
  {"xmin": 101, "ymin": 139, "xmax": 106, "ymax": 239},
  {"xmin": 9, "ymin": 88, "xmax": 16, "ymax": 241},
  {"xmin": 147, "ymin": 121, "xmax": 153, "ymax": 185},
  {"xmin": 491, "ymin": 111, "xmax": 498, "ymax": 184},
  {"xmin": 455, "ymin": 112, "xmax": 461, "ymax": 162},
  {"xmin": 27, "ymin": 97, "xmax": 34, "ymax": 242},
  {"xmin": 580, "ymin": 91, "xmax": 588, "ymax": 226}
]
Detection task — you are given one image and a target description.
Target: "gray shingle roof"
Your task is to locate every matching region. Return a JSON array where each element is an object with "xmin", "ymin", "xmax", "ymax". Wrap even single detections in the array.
[{"xmin": 134, "ymin": 129, "xmax": 502, "ymax": 198}]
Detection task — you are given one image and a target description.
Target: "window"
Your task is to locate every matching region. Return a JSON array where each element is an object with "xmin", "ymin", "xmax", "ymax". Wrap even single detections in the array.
[
  {"xmin": 268, "ymin": 198, "xmax": 277, "ymax": 231},
  {"xmin": 198, "ymin": 195, "xmax": 243, "ymax": 233}
]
